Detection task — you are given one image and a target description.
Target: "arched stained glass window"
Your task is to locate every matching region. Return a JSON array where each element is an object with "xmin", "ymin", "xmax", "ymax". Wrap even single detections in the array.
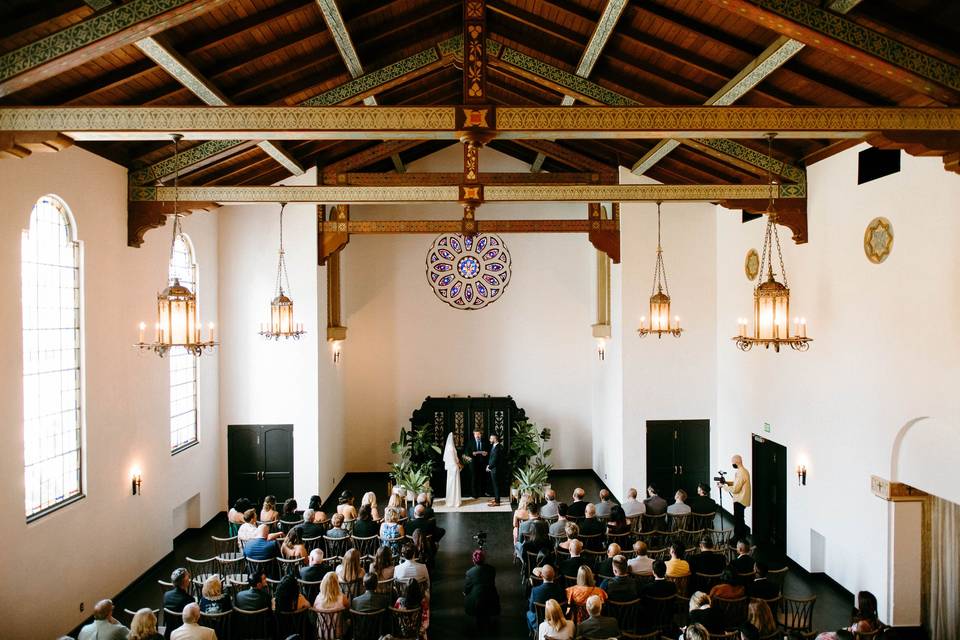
[
  {"xmin": 22, "ymin": 195, "xmax": 83, "ymax": 520},
  {"xmin": 169, "ymin": 233, "xmax": 199, "ymax": 451}
]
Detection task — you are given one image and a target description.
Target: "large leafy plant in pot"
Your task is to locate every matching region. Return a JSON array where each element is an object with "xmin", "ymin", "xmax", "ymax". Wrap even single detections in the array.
[
  {"xmin": 389, "ymin": 424, "xmax": 441, "ymax": 499},
  {"xmin": 509, "ymin": 420, "xmax": 552, "ymax": 502}
]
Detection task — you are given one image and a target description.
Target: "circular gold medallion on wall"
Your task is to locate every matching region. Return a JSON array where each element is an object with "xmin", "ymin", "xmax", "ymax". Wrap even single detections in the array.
[
  {"xmin": 864, "ymin": 217, "xmax": 894, "ymax": 264},
  {"xmin": 744, "ymin": 248, "xmax": 760, "ymax": 281}
]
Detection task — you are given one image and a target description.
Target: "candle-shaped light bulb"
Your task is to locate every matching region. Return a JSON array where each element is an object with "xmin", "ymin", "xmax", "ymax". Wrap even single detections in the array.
[
  {"xmin": 800, "ymin": 317, "xmax": 807, "ymax": 338},
  {"xmin": 208, "ymin": 322, "xmax": 215, "ymax": 343},
  {"xmin": 674, "ymin": 316, "xmax": 680, "ymax": 330},
  {"xmin": 154, "ymin": 322, "xmax": 160, "ymax": 342},
  {"xmin": 138, "ymin": 322, "xmax": 145, "ymax": 343}
]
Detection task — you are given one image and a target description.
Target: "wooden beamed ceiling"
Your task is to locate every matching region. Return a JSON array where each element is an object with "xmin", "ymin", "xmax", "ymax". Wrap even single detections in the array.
[{"xmin": 0, "ymin": 0, "xmax": 958, "ymax": 192}]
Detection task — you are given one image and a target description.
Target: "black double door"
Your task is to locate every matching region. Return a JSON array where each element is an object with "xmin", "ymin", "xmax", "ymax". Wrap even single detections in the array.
[
  {"xmin": 227, "ymin": 424, "xmax": 294, "ymax": 509},
  {"xmin": 752, "ymin": 434, "xmax": 787, "ymax": 556},
  {"xmin": 646, "ymin": 420, "xmax": 710, "ymax": 504}
]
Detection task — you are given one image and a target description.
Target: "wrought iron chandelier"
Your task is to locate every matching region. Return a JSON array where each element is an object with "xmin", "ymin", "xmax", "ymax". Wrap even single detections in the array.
[
  {"xmin": 136, "ymin": 135, "xmax": 217, "ymax": 357},
  {"xmin": 260, "ymin": 203, "xmax": 305, "ymax": 340},
  {"xmin": 638, "ymin": 202, "xmax": 683, "ymax": 338},
  {"xmin": 733, "ymin": 133, "xmax": 812, "ymax": 353}
]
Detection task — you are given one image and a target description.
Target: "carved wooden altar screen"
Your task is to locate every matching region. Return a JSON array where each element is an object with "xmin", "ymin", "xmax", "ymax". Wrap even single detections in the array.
[{"xmin": 410, "ymin": 396, "xmax": 526, "ymax": 498}]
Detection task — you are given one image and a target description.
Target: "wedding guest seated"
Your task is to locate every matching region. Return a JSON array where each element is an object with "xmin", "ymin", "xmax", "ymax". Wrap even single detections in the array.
[
  {"xmin": 243, "ymin": 525, "xmax": 280, "ymax": 560},
  {"xmin": 336, "ymin": 547, "xmax": 366, "ymax": 583},
  {"xmin": 199, "ymin": 576, "xmax": 231, "ymax": 613},
  {"xmin": 415, "ymin": 493, "xmax": 436, "ymax": 519},
  {"xmin": 395, "ymin": 542, "xmax": 430, "ymax": 588},
  {"xmin": 709, "ymin": 569, "xmax": 746, "ymax": 599},
  {"xmin": 352, "ymin": 572, "xmax": 389, "ymax": 612},
  {"xmin": 381, "ymin": 507, "xmax": 406, "ymax": 548},
  {"xmin": 594, "ymin": 489, "xmax": 615, "ymax": 518},
  {"xmin": 690, "ymin": 537, "xmax": 727, "ymax": 575},
  {"xmin": 463, "ymin": 549, "xmax": 498, "ymax": 628},
  {"xmin": 314, "ymin": 573, "xmax": 350, "ymax": 637},
  {"xmin": 528, "ymin": 565, "xmax": 566, "ymax": 631},
  {"xmin": 559, "ymin": 539, "xmax": 588, "ymax": 579},
  {"xmin": 578, "ymin": 504, "xmax": 604, "ymax": 540},
  {"xmin": 668, "ymin": 489, "xmax": 692, "ymax": 516},
  {"xmin": 747, "ymin": 562, "xmax": 779, "ymax": 600},
  {"xmin": 516, "ymin": 502, "xmax": 549, "ymax": 557},
  {"xmin": 228, "ymin": 498, "xmax": 252, "ymax": 529},
  {"xmin": 815, "ymin": 591, "xmax": 881, "ymax": 640},
  {"xmin": 370, "ymin": 546, "xmax": 395, "ymax": 581},
  {"xmin": 78, "ymin": 599, "xmax": 128, "ymax": 640},
  {"xmin": 399, "ymin": 576, "xmax": 431, "ymax": 638},
  {"xmin": 575, "ymin": 594, "xmax": 620, "ymax": 639},
  {"xmin": 280, "ymin": 527, "xmax": 307, "ymax": 560},
  {"xmin": 599, "ymin": 556, "xmax": 639, "ymax": 602},
  {"xmin": 513, "ymin": 494, "xmax": 532, "ymax": 544},
  {"xmin": 170, "ymin": 603, "xmax": 214, "ymax": 640},
  {"xmin": 361, "ymin": 491, "xmax": 382, "ymax": 521},
  {"xmin": 279, "ymin": 498, "xmax": 300, "ymax": 529},
  {"xmin": 260, "ymin": 496, "xmax": 279, "ymax": 524},
  {"xmin": 621, "ymin": 488, "xmax": 645, "ymax": 519},
  {"xmin": 164, "ymin": 568, "xmax": 195, "ymax": 613},
  {"xmin": 666, "ymin": 543, "xmax": 691, "ymax": 577},
  {"xmin": 541, "ymin": 490, "xmax": 560, "ymax": 518},
  {"xmin": 565, "ymin": 566, "xmax": 607, "ymax": 621},
  {"xmin": 689, "ymin": 483, "xmax": 719, "ymax": 516},
  {"xmin": 273, "ymin": 574, "xmax": 311, "ymax": 612},
  {"xmin": 537, "ymin": 598, "xmax": 574, "ymax": 640},
  {"xmin": 567, "ymin": 488, "xmax": 588, "ymax": 519},
  {"xmin": 688, "ymin": 591, "xmax": 725, "ymax": 634},
  {"xmin": 298, "ymin": 509, "xmax": 325, "ymax": 539},
  {"xmin": 326, "ymin": 513, "xmax": 350, "ymax": 539},
  {"xmin": 684, "ymin": 623, "xmax": 711, "ymax": 640},
  {"xmin": 337, "ymin": 491, "xmax": 358, "ymax": 521},
  {"xmin": 644, "ymin": 485, "xmax": 667, "ymax": 516},
  {"xmin": 558, "ymin": 522, "xmax": 580, "ymax": 551},
  {"xmin": 549, "ymin": 503, "xmax": 570, "ymax": 536},
  {"xmin": 307, "ymin": 494, "xmax": 323, "ymax": 512},
  {"xmin": 406, "ymin": 504, "xmax": 438, "ymax": 541},
  {"xmin": 234, "ymin": 570, "xmax": 271, "ymax": 611},
  {"xmin": 731, "ymin": 540, "xmax": 756, "ymax": 575},
  {"xmin": 595, "ymin": 543, "xmax": 620, "ymax": 578},
  {"xmin": 628, "ymin": 541, "xmax": 654, "ymax": 576},
  {"xmin": 641, "ymin": 560, "xmax": 677, "ymax": 598},
  {"xmin": 747, "ymin": 599, "xmax": 778, "ymax": 637},
  {"xmin": 387, "ymin": 492, "xmax": 407, "ymax": 519},
  {"xmin": 605, "ymin": 505, "xmax": 630, "ymax": 536},
  {"xmin": 128, "ymin": 608, "xmax": 162, "ymax": 640},
  {"xmin": 520, "ymin": 527, "xmax": 551, "ymax": 568},
  {"xmin": 352, "ymin": 504, "xmax": 380, "ymax": 538},
  {"xmin": 237, "ymin": 509, "xmax": 260, "ymax": 549},
  {"xmin": 300, "ymin": 549, "xmax": 330, "ymax": 582}
]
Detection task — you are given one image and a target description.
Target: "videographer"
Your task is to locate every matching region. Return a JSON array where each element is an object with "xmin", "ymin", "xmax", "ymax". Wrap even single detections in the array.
[{"xmin": 717, "ymin": 454, "xmax": 751, "ymax": 541}]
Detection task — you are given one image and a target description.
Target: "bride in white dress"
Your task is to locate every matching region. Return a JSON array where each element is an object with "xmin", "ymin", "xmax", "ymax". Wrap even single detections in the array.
[{"xmin": 442, "ymin": 432, "xmax": 463, "ymax": 509}]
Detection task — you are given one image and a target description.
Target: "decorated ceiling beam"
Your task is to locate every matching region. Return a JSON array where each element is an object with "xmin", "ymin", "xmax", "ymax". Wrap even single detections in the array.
[
  {"xmin": 330, "ymin": 172, "xmax": 614, "ymax": 186},
  {"xmin": 7, "ymin": 105, "xmax": 960, "ymax": 140},
  {"xmin": 319, "ymin": 140, "xmax": 425, "ymax": 184},
  {"xmin": 463, "ymin": 0, "xmax": 488, "ymax": 104},
  {"xmin": 531, "ymin": 0, "xmax": 629, "ymax": 172},
  {"xmin": 0, "ymin": 0, "xmax": 230, "ymax": 98},
  {"xmin": 318, "ymin": 219, "xmax": 619, "ymax": 234},
  {"xmin": 0, "ymin": 132, "xmax": 72, "ymax": 159},
  {"xmin": 129, "ymin": 183, "xmax": 801, "ymax": 204},
  {"xmin": 702, "ymin": 0, "xmax": 960, "ymax": 103},
  {"xmin": 134, "ymin": 35, "xmax": 303, "ymax": 177}
]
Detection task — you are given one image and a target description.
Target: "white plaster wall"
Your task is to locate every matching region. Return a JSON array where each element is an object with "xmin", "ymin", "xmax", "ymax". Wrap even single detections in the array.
[
  {"xmin": 714, "ymin": 145, "xmax": 960, "ymax": 617},
  {"xmin": 592, "ymin": 258, "xmax": 624, "ymax": 493},
  {"xmin": 217, "ymin": 167, "xmax": 341, "ymax": 502},
  {"xmin": 0, "ymin": 146, "xmax": 221, "ymax": 639},
  {"xmin": 341, "ymin": 145, "xmax": 595, "ymax": 470}
]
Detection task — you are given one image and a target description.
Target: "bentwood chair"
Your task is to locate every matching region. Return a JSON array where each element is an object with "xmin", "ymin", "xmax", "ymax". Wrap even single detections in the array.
[
  {"xmin": 388, "ymin": 607, "xmax": 421, "ymax": 640},
  {"xmin": 339, "ymin": 577, "xmax": 364, "ymax": 600},
  {"xmin": 351, "ymin": 534, "xmax": 380, "ymax": 561},
  {"xmin": 232, "ymin": 606, "xmax": 272, "ymax": 640},
  {"xmin": 211, "ymin": 535, "xmax": 241, "ymax": 559},
  {"xmin": 779, "ymin": 595, "xmax": 817, "ymax": 636},
  {"xmin": 199, "ymin": 609, "xmax": 232, "ymax": 639},
  {"xmin": 278, "ymin": 556, "xmax": 306, "ymax": 577},
  {"xmin": 767, "ymin": 566, "xmax": 789, "ymax": 594},
  {"xmin": 713, "ymin": 595, "xmax": 750, "ymax": 629},
  {"xmin": 643, "ymin": 595, "xmax": 677, "ymax": 634},
  {"xmin": 606, "ymin": 598, "xmax": 642, "ymax": 633},
  {"xmin": 245, "ymin": 556, "xmax": 279, "ymax": 581},
  {"xmin": 185, "ymin": 557, "xmax": 220, "ymax": 598},
  {"xmin": 298, "ymin": 578, "xmax": 323, "ymax": 603},
  {"xmin": 162, "ymin": 608, "xmax": 183, "ymax": 639},
  {"xmin": 350, "ymin": 608, "xmax": 386, "ymax": 640},
  {"xmin": 314, "ymin": 609, "xmax": 345, "ymax": 640},
  {"xmin": 303, "ymin": 535, "xmax": 324, "ymax": 553},
  {"xmin": 276, "ymin": 608, "xmax": 315, "ymax": 640}
]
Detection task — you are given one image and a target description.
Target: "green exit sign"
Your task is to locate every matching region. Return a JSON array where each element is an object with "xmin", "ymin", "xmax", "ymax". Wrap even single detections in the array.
[{"xmin": 763, "ymin": 422, "xmax": 771, "ymax": 433}]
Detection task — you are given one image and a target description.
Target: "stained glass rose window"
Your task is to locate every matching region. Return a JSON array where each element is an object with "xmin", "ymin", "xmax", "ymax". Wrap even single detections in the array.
[{"xmin": 426, "ymin": 233, "xmax": 512, "ymax": 310}]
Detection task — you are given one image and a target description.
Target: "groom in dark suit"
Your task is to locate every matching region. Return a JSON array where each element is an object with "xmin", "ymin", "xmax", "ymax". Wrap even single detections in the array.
[
  {"xmin": 486, "ymin": 433, "xmax": 505, "ymax": 506},
  {"xmin": 466, "ymin": 428, "xmax": 488, "ymax": 499}
]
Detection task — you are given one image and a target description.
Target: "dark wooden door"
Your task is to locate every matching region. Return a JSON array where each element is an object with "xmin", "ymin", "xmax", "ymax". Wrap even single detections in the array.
[
  {"xmin": 646, "ymin": 420, "xmax": 710, "ymax": 502},
  {"xmin": 646, "ymin": 421, "xmax": 679, "ymax": 499},
  {"xmin": 227, "ymin": 424, "xmax": 294, "ymax": 508},
  {"xmin": 678, "ymin": 420, "xmax": 711, "ymax": 497},
  {"xmin": 752, "ymin": 434, "xmax": 787, "ymax": 556}
]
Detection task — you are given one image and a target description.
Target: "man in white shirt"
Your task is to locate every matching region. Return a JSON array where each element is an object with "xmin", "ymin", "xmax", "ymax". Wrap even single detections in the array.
[
  {"xmin": 621, "ymin": 487, "xmax": 645, "ymax": 519},
  {"xmin": 77, "ymin": 600, "xmax": 128, "ymax": 640},
  {"xmin": 170, "ymin": 603, "xmax": 216, "ymax": 640},
  {"xmin": 594, "ymin": 489, "xmax": 615, "ymax": 518},
  {"xmin": 540, "ymin": 489, "xmax": 559, "ymax": 518},
  {"xmin": 394, "ymin": 542, "xmax": 430, "ymax": 589},
  {"xmin": 627, "ymin": 540, "xmax": 654, "ymax": 576}
]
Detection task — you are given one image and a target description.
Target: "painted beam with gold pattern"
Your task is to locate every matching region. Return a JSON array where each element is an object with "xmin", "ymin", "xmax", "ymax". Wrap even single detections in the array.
[
  {"xmin": 319, "ymin": 219, "xmax": 619, "ymax": 233},
  {"xmin": 330, "ymin": 172, "xmax": 615, "ymax": 185}
]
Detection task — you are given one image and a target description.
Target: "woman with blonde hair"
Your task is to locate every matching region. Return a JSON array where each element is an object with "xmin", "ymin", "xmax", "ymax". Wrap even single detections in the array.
[
  {"xmin": 748, "ymin": 598, "xmax": 778, "ymax": 637},
  {"xmin": 336, "ymin": 547, "xmax": 365, "ymax": 583},
  {"xmin": 513, "ymin": 493, "xmax": 531, "ymax": 543},
  {"xmin": 380, "ymin": 506, "xmax": 406, "ymax": 553},
  {"xmin": 537, "ymin": 598, "xmax": 574, "ymax": 640},
  {"xmin": 199, "ymin": 575, "xmax": 232, "ymax": 613},
  {"xmin": 387, "ymin": 492, "xmax": 407, "ymax": 519},
  {"xmin": 688, "ymin": 590, "xmax": 724, "ymax": 633},
  {"xmin": 361, "ymin": 491, "xmax": 381, "ymax": 521},
  {"xmin": 260, "ymin": 495, "xmax": 279, "ymax": 524},
  {"xmin": 564, "ymin": 565, "xmax": 606, "ymax": 622},
  {"xmin": 128, "ymin": 608, "xmax": 162, "ymax": 640},
  {"xmin": 558, "ymin": 522, "xmax": 580, "ymax": 551}
]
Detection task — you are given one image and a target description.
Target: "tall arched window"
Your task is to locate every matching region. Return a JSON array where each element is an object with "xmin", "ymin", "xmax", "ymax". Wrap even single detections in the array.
[
  {"xmin": 169, "ymin": 233, "xmax": 199, "ymax": 451},
  {"xmin": 22, "ymin": 195, "xmax": 83, "ymax": 520}
]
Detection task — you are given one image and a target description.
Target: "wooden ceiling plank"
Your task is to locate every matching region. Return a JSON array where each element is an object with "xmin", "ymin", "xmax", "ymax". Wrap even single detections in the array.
[
  {"xmin": 0, "ymin": 0, "xmax": 231, "ymax": 98},
  {"xmin": 181, "ymin": 0, "xmax": 314, "ymax": 59},
  {"xmin": 531, "ymin": 0, "xmax": 628, "ymax": 172},
  {"xmin": 702, "ymin": 0, "xmax": 960, "ymax": 103}
]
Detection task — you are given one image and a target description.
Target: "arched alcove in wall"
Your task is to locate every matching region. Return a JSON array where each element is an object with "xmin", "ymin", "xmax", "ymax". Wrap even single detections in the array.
[{"xmin": 892, "ymin": 416, "xmax": 960, "ymax": 505}]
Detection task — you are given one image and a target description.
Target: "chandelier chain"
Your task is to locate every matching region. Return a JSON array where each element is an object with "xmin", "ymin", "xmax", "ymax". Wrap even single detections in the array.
[
  {"xmin": 275, "ymin": 203, "xmax": 292, "ymax": 297},
  {"xmin": 651, "ymin": 202, "xmax": 670, "ymax": 297},
  {"xmin": 168, "ymin": 134, "xmax": 183, "ymax": 278}
]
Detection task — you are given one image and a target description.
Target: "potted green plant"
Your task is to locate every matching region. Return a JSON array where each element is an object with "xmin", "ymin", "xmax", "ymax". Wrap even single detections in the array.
[
  {"xmin": 510, "ymin": 420, "xmax": 553, "ymax": 506},
  {"xmin": 389, "ymin": 424, "xmax": 441, "ymax": 501}
]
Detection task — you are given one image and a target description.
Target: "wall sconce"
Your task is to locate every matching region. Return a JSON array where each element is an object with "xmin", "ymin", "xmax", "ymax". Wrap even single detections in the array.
[
  {"xmin": 331, "ymin": 340, "xmax": 342, "ymax": 364},
  {"xmin": 796, "ymin": 464, "xmax": 807, "ymax": 486},
  {"xmin": 596, "ymin": 338, "xmax": 606, "ymax": 361},
  {"xmin": 131, "ymin": 467, "xmax": 142, "ymax": 495}
]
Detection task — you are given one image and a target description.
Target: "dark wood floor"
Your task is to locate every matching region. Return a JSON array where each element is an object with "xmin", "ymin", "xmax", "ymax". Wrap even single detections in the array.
[{"xmin": 90, "ymin": 470, "xmax": 857, "ymax": 639}]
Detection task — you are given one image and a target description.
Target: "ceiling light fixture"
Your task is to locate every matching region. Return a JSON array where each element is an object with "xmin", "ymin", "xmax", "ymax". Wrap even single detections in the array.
[{"xmin": 637, "ymin": 201, "xmax": 683, "ymax": 338}]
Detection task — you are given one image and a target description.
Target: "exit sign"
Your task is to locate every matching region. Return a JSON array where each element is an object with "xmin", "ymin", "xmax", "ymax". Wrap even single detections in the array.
[{"xmin": 763, "ymin": 422, "xmax": 771, "ymax": 433}]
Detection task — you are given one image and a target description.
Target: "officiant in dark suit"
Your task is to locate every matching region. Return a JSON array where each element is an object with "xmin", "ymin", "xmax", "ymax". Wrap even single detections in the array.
[
  {"xmin": 466, "ymin": 428, "xmax": 488, "ymax": 499},
  {"xmin": 486, "ymin": 433, "xmax": 505, "ymax": 506}
]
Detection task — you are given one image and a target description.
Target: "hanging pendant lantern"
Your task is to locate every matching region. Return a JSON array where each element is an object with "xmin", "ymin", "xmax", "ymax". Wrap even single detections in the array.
[
  {"xmin": 638, "ymin": 202, "xmax": 683, "ymax": 338},
  {"xmin": 260, "ymin": 202, "xmax": 305, "ymax": 340}
]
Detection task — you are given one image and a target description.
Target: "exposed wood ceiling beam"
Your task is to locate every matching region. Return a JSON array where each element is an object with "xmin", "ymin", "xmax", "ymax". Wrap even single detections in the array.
[
  {"xmin": 8, "ymin": 106, "xmax": 959, "ymax": 140},
  {"xmin": 530, "ymin": 0, "xmax": 628, "ymax": 172},
  {"xmin": 320, "ymin": 219, "xmax": 617, "ymax": 234},
  {"xmin": 134, "ymin": 35, "xmax": 303, "ymax": 178},
  {"xmin": 702, "ymin": 0, "xmax": 960, "ymax": 103},
  {"xmin": 314, "ymin": 0, "xmax": 403, "ymax": 170},
  {"xmin": 330, "ymin": 172, "xmax": 614, "ymax": 186},
  {"xmin": 0, "ymin": 0, "xmax": 230, "ymax": 98}
]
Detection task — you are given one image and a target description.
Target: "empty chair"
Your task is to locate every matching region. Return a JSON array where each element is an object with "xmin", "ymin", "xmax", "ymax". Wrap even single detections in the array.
[
  {"xmin": 211, "ymin": 535, "xmax": 241, "ymax": 560},
  {"xmin": 275, "ymin": 608, "xmax": 313, "ymax": 639},
  {"xmin": 388, "ymin": 606, "xmax": 421, "ymax": 640},
  {"xmin": 218, "ymin": 556, "xmax": 246, "ymax": 588},
  {"xmin": 642, "ymin": 595, "xmax": 676, "ymax": 633},
  {"xmin": 186, "ymin": 557, "xmax": 219, "ymax": 597},
  {"xmin": 232, "ymin": 606, "xmax": 271, "ymax": 640},
  {"xmin": 245, "ymin": 556, "xmax": 279, "ymax": 581},
  {"xmin": 767, "ymin": 566, "xmax": 789, "ymax": 595},
  {"xmin": 350, "ymin": 608, "xmax": 386, "ymax": 640},
  {"xmin": 278, "ymin": 556, "xmax": 305, "ymax": 577},
  {"xmin": 199, "ymin": 609, "xmax": 232, "ymax": 639},
  {"xmin": 779, "ymin": 595, "xmax": 817, "ymax": 636},
  {"xmin": 713, "ymin": 595, "xmax": 749, "ymax": 629},
  {"xmin": 606, "ymin": 598, "xmax": 642, "ymax": 633},
  {"xmin": 708, "ymin": 528, "xmax": 734, "ymax": 550},
  {"xmin": 691, "ymin": 512, "xmax": 717, "ymax": 530}
]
